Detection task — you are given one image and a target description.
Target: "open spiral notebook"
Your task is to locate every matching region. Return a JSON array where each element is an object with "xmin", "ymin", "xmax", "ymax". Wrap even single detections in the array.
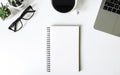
[{"xmin": 46, "ymin": 25, "xmax": 80, "ymax": 72}]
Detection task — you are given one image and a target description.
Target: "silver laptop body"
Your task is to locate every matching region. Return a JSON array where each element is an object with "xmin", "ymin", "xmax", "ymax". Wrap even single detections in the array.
[{"xmin": 94, "ymin": 0, "xmax": 120, "ymax": 37}]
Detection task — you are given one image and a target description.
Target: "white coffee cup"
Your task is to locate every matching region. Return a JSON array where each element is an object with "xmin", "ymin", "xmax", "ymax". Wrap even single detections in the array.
[{"xmin": 52, "ymin": 0, "xmax": 79, "ymax": 14}]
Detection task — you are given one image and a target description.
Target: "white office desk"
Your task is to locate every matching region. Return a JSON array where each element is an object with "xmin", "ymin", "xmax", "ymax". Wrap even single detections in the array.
[{"xmin": 1, "ymin": 0, "xmax": 120, "ymax": 75}]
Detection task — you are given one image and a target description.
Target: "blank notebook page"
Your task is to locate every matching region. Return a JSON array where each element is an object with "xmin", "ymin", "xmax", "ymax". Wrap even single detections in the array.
[{"xmin": 47, "ymin": 26, "xmax": 80, "ymax": 73}]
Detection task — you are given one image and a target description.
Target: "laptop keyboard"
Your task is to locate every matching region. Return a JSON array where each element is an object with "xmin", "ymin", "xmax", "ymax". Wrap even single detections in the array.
[{"xmin": 103, "ymin": 0, "xmax": 120, "ymax": 14}]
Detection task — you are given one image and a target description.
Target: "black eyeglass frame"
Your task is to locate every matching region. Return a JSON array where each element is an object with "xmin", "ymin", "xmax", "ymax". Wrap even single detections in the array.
[{"xmin": 8, "ymin": 5, "xmax": 36, "ymax": 32}]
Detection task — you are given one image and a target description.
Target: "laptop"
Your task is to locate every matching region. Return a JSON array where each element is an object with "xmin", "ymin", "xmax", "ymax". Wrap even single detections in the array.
[{"xmin": 94, "ymin": 0, "xmax": 120, "ymax": 37}]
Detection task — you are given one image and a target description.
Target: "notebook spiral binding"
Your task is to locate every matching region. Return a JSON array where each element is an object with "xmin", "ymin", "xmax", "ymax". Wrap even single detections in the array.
[{"xmin": 47, "ymin": 27, "xmax": 51, "ymax": 72}]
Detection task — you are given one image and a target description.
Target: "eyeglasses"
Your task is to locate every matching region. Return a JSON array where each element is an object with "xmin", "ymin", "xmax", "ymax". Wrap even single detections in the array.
[{"xmin": 8, "ymin": 5, "xmax": 36, "ymax": 32}]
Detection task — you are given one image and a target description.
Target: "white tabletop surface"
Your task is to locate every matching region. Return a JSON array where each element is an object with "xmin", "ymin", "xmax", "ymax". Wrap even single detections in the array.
[{"xmin": 1, "ymin": 0, "xmax": 120, "ymax": 75}]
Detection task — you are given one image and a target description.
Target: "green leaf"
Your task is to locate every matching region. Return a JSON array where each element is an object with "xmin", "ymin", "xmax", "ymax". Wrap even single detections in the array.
[{"xmin": 0, "ymin": 3, "xmax": 11, "ymax": 20}]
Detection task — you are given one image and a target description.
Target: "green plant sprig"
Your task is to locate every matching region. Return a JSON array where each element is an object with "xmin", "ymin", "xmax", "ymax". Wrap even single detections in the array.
[{"xmin": 0, "ymin": 3, "xmax": 11, "ymax": 20}]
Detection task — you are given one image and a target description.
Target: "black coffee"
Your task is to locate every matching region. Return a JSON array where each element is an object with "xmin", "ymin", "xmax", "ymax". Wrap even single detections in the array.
[{"xmin": 52, "ymin": 0, "xmax": 75, "ymax": 13}]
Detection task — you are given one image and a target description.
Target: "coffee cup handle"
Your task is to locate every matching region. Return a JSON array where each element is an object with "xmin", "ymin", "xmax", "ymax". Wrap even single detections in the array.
[{"xmin": 76, "ymin": 9, "xmax": 80, "ymax": 15}]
